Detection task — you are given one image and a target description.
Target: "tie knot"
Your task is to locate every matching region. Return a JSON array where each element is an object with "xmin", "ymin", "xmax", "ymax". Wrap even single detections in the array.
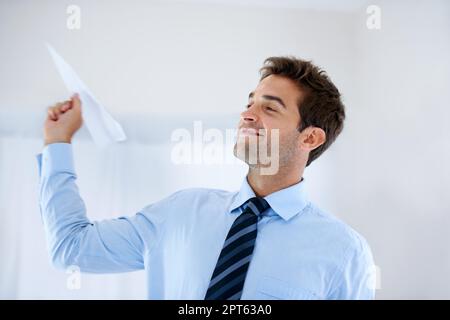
[{"xmin": 244, "ymin": 197, "xmax": 270, "ymax": 217}]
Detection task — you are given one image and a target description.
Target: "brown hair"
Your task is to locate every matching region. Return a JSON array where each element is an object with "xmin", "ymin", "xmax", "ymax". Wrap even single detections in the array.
[{"xmin": 260, "ymin": 56, "xmax": 345, "ymax": 167}]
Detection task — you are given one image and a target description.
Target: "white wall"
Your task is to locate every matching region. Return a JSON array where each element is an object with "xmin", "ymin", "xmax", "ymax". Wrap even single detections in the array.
[
  {"xmin": 0, "ymin": 0, "xmax": 449, "ymax": 299},
  {"xmin": 0, "ymin": 0, "xmax": 356, "ymax": 116},
  {"xmin": 347, "ymin": 0, "xmax": 450, "ymax": 299}
]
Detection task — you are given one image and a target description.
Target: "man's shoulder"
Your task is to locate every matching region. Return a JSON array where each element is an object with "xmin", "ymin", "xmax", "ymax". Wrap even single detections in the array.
[
  {"xmin": 170, "ymin": 187, "xmax": 236, "ymax": 202},
  {"xmin": 139, "ymin": 187, "xmax": 236, "ymax": 213},
  {"xmin": 303, "ymin": 202, "xmax": 372, "ymax": 254}
]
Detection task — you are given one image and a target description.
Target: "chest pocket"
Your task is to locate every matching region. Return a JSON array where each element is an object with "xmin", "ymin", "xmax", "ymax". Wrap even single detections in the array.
[{"xmin": 256, "ymin": 276, "xmax": 320, "ymax": 300}]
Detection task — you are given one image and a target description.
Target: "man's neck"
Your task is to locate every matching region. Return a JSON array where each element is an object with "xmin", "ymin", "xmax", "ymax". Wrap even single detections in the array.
[{"xmin": 247, "ymin": 166, "xmax": 304, "ymax": 198}]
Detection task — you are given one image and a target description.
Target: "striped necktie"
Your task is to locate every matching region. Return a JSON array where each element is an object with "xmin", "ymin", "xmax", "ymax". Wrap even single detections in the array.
[{"xmin": 205, "ymin": 196, "xmax": 270, "ymax": 300}]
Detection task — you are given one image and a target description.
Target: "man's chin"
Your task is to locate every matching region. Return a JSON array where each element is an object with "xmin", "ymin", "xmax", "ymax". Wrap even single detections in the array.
[{"xmin": 233, "ymin": 142, "xmax": 259, "ymax": 166}]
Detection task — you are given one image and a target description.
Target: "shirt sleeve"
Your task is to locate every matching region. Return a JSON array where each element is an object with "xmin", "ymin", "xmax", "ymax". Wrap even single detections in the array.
[
  {"xmin": 327, "ymin": 235, "xmax": 377, "ymax": 300},
  {"xmin": 36, "ymin": 143, "xmax": 164, "ymax": 273}
]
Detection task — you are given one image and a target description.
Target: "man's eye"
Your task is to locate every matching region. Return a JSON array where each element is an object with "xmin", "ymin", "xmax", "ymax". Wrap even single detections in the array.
[
  {"xmin": 246, "ymin": 104, "xmax": 251, "ymax": 109},
  {"xmin": 265, "ymin": 106, "xmax": 276, "ymax": 112}
]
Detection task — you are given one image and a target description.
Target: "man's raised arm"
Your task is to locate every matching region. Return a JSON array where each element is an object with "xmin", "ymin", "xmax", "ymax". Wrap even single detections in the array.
[{"xmin": 37, "ymin": 95, "xmax": 160, "ymax": 273}]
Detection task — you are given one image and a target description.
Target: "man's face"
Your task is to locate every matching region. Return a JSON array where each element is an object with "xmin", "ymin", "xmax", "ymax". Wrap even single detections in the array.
[{"xmin": 233, "ymin": 74, "xmax": 303, "ymax": 173}]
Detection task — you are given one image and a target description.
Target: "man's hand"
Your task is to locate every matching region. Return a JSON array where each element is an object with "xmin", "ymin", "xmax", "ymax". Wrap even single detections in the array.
[{"xmin": 44, "ymin": 93, "xmax": 83, "ymax": 146}]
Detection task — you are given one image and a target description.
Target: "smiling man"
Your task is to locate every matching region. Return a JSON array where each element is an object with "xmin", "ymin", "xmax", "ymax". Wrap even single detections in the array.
[{"xmin": 37, "ymin": 56, "xmax": 375, "ymax": 300}]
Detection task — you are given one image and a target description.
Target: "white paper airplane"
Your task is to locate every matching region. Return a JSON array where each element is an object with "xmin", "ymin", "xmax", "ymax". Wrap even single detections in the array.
[{"xmin": 46, "ymin": 43, "xmax": 126, "ymax": 147}]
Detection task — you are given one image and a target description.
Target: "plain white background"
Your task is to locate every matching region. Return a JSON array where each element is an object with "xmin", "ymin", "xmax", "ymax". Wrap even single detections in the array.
[{"xmin": 0, "ymin": 0, "xmax": 449, "ymax": 299}]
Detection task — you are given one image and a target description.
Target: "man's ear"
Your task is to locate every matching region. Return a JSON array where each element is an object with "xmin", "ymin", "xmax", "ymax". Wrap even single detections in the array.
[{"xmin": 299, "ymin": 126, "xmax": 326, "ymax": 152}]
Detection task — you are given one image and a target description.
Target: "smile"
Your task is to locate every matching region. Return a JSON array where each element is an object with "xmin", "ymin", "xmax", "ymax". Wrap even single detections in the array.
[{"xmin": 239, "ymin": 128, "xmax": 264, "ymax": 136}]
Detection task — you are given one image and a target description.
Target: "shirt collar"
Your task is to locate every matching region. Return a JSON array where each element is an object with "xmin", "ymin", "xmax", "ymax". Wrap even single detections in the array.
[{"xmin": 229, "ymin": 176, "xmax": 309, "ymax": 222}]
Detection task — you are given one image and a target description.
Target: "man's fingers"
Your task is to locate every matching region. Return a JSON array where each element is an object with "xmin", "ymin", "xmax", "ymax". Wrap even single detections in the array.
[
  {"xmin": 61, "ymin": 101, "xmax": 72, "ymax": 112},
  {"xmin": 57, "ymin": 100, "xmax": 71, "ymax": 113},
  {"xmin": 52, "ymin": 103, "xmax": 64, "ymax": 115},
  {"xmin": 46, "ymin": 94, "xmax": 79, "ymax": 122},
  {"xmin": 47, "ymin": 109, "xmax": 56, "ymax": 121},
  {"xmin": 47, "ymin": 100, "xmax": 72, "ymax": 121},
  {"xmin": 48, "ymin": 107, "xmax": 60, "ymax": 121}
]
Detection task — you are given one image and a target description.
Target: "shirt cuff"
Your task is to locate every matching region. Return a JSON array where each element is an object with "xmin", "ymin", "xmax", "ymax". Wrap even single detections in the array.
[{"xmin": 36, "ymin": 143, "xmax": 76, "ymax": 178}]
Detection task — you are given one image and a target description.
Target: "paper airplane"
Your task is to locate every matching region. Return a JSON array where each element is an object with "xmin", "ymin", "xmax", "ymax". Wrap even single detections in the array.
[{"xmin": 46, "ymin": 43, "xmax": 126, "ymax": 147}]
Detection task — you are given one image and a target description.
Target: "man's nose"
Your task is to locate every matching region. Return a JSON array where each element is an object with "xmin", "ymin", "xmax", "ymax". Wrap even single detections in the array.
[{"xmin": 240, "ymin": 107, "xmax": 259, "ymax": 123}]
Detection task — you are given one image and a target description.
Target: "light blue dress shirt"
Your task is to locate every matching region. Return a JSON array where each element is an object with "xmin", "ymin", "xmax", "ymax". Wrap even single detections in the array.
[{"xmin": 37, "ymin": 143, "xmax": 375, "ymax": 300}]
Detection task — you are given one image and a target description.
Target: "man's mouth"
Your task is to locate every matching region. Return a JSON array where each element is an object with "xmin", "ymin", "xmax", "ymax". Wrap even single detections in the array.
[{"xmin": 239, "ymin": 127, "xmax": 264, "ymax": 136}]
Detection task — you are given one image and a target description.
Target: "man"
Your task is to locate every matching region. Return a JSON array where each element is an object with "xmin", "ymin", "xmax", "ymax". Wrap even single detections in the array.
[{"xmin": 38, "ymin": 56, "xmax": 375, "ymax": 300}]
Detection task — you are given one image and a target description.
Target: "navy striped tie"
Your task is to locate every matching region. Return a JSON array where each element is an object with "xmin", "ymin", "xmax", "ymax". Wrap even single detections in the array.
[{"xmin": 205, "ymin": 197, "xmax": 270, "ymax": 300}]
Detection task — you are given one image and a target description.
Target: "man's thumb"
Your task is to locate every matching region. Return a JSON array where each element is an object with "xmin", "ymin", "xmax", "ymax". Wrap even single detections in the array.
[{"xmin": 71, "ymin": 93, "xmax": 82, "ymax": 111}]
